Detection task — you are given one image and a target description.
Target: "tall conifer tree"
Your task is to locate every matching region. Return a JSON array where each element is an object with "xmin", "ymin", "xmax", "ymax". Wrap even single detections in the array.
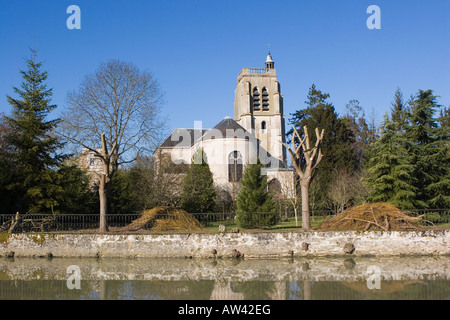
[
  {"xmin": 180, "ymin": 149, "xmax": 216, "ymax": 213},
  {"xmin": 390, "ymin": 88, "xmax": 409, "ymax": 132},
  {"xmin": 364, "ymin": 114, "xmax": 420, "ymax": 209},
  {"xmin": 5, "ymin": 49, "xmax": 65, "ymax": 213},
  {"xmin": 0, "ymin": 115, "xmax": 17, "ymax": 214},
  {"xmin": 408, "ymin": 90, "xmax": 450, "ymax": 208},
  {"xmin": 236, "ymin": 160, "xmax": 277, "ymax": 228}
]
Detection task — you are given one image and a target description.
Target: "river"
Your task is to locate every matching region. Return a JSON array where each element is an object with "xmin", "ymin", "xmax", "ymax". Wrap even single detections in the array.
[{"xmin": 0, "ymin": 256, "xmax": 448, "ymax": 300}]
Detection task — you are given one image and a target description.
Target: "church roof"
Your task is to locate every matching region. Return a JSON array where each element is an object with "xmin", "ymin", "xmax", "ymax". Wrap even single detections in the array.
[
  {"xmin": 201, "ymin": 116, "xmax": 255, "ymax": 141},
  {"xmin": 158, "ymin": 116, "xmax": 256, "ymax": 149},
  {"xmin": 159, "ymin": 128, "xmax": 208, "ymax": 148}
]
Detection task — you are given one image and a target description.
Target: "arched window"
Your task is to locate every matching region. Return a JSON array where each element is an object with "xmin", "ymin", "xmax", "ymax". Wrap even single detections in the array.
[
  {"xmin": 261, "ymin": 121, "xmax": 266, "ymax": 133},
  {"xmin": 228, "ymin": 151, "xmax": 243, "ymax": 182},
  {"xmin": 262, "ymin": 87, "xmax": 269, "ymax": 111},
  {"xmin": 253, "ymin": 87, "xmax": 260, "ymax": 111}
]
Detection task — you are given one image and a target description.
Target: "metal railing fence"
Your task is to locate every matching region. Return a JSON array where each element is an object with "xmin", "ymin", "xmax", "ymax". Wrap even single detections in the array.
[{"xmin": 0, "ymin": 209, "xmax": 448, "ymax": 233}]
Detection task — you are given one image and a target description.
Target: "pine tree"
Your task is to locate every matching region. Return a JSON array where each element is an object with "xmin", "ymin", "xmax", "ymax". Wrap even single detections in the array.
[
  {"xmin": 5, "ymin": 49, "xmax": 65, "ymax": 213},
  {"xmin": 439, "ymin": 106, "xmax": 450, "ymax": 128},
  {"xmin": 109, "ymin": 169, "xmax": 138, "ymax": 215},
  {"xmin": 364, "ymin": 114, "xmax": 420, "ymax": 209},
  {"xmin": 343, "ymin": 99, "xmax": 371, "ymax": 166},
  {"xmin": 390, "ymin": 88, "xmax": 409, "ymax": 131},
  {"xmin": 56, "ymin": 162, "xmax": 98, "ymax": 215},
  {"xmin": 0, "ymin": 115, "xmax": 18, "ymax": 214},
  {"xmin": 180, "ymin": 149, "xmax": 216, "ymax": 213},
  {"xmin": 408, "ymin": 90, "xmax": 450, "ymax": 208},
  {"xmin": 236, "ymin": 160, "xmax": 277, "ymax": 229},
  {"xmin": 365, "ymin": 89, "xmax": 450, "ymax": 209}
]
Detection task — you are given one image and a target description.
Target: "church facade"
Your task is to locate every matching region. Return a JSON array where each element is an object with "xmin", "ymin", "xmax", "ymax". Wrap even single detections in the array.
[{"xmin": 155, "ymin": 53, "xmax": 293, "ymax": 197}]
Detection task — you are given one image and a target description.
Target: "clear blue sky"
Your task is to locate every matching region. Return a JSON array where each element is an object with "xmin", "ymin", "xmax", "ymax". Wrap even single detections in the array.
[{"xmin": 1, "ymin": 0, "xmax": 449, "ymax": 138}]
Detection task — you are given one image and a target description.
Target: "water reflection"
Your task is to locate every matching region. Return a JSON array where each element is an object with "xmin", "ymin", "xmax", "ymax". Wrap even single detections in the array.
[{"xmin": 0, "ymin": 256, "xmax": 448, "ymax": 300}]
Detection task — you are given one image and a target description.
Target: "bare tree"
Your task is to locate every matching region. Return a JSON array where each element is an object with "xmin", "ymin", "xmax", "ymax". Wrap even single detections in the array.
[
  {"xmin": 61, "ymin": 60, "xmax": 165, "ymax": 231},
  {"xmin": 278, "ymin": 171, "xmax": 301, "ymax": 226},
  {"xmin": 283, "ymin": 126, "xmax": 324, "ymax": 231},
  {"xmin": 326, "ymin": 168, "xmax": 357, "ymax": 213},
  {"xmin": 327, "ymin": 168, "xmax": 370, "ymax": 213}
]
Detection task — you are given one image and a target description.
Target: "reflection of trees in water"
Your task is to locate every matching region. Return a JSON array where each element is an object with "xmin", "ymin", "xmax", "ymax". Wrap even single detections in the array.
[
  {"xmin": 287, "ymin": 280, "xmax": 450, "ymax": 300},
  {"xmin": 0, "ymin": 280, "xmax": 96, "ymax": 300},
  {"xmin": 287, "ymin": 281, "xmax": 310, "ymax": 300},
  {"xmin": 100, "ymin": 280, "xmax": 215, "ymax": 300},
  {"xmin": 0, "ymin": 279, "xmax": 216, "ymax": 300},
  {"xmin": 98, "ymin": 280, "xmax": 284, "ymax": 300},
  {"xmin": 229, "ymin": 281, "xmax": 277, "ymax": 300},
  {"xmin": 342, "ymin": 280, "xmax": 450, "ymax": 300},
  {"xmin": 0, "ymin": 279, "xmax": 448, "ymax": 300}
]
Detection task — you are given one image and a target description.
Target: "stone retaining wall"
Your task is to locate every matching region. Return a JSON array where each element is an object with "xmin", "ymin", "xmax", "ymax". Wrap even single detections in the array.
[{"xmin": 0, "ymin": 230, "xmax": 448, "ymax": 258}]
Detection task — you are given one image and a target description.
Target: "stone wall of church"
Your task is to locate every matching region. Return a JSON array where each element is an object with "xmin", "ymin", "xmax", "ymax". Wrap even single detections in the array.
[{"xmin": 198, "ymin": 137, "xmax": 259, "ymax": 188}]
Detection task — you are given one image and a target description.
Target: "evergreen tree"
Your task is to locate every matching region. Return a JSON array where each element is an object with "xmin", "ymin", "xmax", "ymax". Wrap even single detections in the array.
[
  {"xmin": 5, "ymin": 49, "xmax": 65, "ymax": 213},
  {"xmin": 0, "ymin": 115, "xmax": 18, "ymax": 214},
  {"xmin": 125, "ymin": 156, "xmax": 156, "ymax": 211},
  {"xmin": 109, "ymin": 169, "xmax": 138, "ymax": 215},
  {"xmin": 236, "ymin": 160, "xmax": 277, "ymax": 228},
  {"xmin": 439, "ymin": 106, "xmax": 450, "ymax": 129},
  {"xmin": 365, "ymin": 89, "xmax": 450, "ymax": 209},
  {"xmin": 364, "ymin": 114, "xmax": 420, "ymax": 209},
  {"xmin": 343, "ymin": 99, "xmax": 372, "ymax": 166},
  {"xmin": 56, "ymin": 162, "xmax": 98, "ymax": 215},
  {"xmin": 390, "ymin": 88, "xmax": 409, "ymax": 131},
  {"xmin": 408, "ymin": 90, "xmax": 450, "ymax": 208},
  {"xmin": 180, "ymin": 149, "xmax": 216, "ymax": 213},
  {"xmin": 288, "ymin": 84, "xmax": 357, "ymax": 210}
]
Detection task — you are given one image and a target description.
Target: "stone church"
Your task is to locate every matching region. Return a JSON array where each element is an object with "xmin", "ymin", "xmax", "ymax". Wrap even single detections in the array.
[{"xmin": 154, "ymin": 53, "xmax": 294, "ymax": 197}]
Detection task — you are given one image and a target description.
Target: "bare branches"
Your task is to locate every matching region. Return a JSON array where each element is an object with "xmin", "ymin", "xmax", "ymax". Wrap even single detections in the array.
[
  {"xmin": 59, "ymin": 60, "xmax": 166, "ymax": 232},
  {"xmin": 282, "ymin": 125, "xmax": 324, "ymax": 180},
  {"xmin": 282, "ymin": 125, "xmax": 324, "ymax": 231},
  {"xmin": 60, "ymin": 59, "xmax": 166, "ymax": 170}
]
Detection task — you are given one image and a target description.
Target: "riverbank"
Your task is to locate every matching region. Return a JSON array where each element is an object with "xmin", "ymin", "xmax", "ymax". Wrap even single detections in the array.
[{"xmin": 1, "ymin": 230, "xmax": 449, "ymax": 258}]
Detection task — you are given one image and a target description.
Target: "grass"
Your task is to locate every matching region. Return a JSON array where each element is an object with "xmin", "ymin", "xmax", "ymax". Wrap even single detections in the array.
[
  {"xmin": 202, "ymin": 215, "xmax": 331, "ymax": 232},
  {"xmin": 202, "ymin": 219, "xmax": 238, "ymax": 232},
  {"xmin": 271, "ymin": 215, "xmax": 329, "ymax": 230},
  {"xmin": 200, "ymin": 213, "xmax": 449, "ymax": 233}
]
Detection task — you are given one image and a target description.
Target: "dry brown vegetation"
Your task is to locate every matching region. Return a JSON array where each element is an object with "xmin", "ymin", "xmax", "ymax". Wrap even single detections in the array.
[
  {"xmin": 316, "ymin": 202, "xmax": 429, "ymax": 231},
  {"xmin": 118, "ymin": 206, "xmax": 203, "ymax": 232}
]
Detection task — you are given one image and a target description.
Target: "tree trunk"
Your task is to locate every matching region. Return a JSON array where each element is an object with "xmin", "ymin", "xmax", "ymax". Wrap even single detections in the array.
[
  {"xmin": 98, "ymin": 133, "xmax": 110, "ymax": 232},
  {"xmin": 293, "ymin": 206, "xmax": 298, "ymax": 227},
  {"xmin": 283, "ymin": 126, "xmax": 324, "ymax": 233},
  {"xmin": 301, "ymin": 181, "xmax": 311, "ymax": 231},
  {"xmin": 8, "ymin": 212, "xmax": 20, "ymax": 233},
  {"xmin": 99, "ymin": 173, "xmax": 108, "ymax": 232}
]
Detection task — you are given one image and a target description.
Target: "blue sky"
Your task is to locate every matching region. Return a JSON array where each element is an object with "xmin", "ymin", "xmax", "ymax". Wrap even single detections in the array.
[{"xmin": 0, "ymin": 0, "xmax": 449, "ymax": 138}]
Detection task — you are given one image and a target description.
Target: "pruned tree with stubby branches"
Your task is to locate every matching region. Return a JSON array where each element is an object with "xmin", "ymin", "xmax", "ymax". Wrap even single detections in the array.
[
  {"xmin": 283, "ymin": 126, "xmax": 324, "ymax": 231},
  {"xmin": 60, "ymin": 59, "xmax": 165, "ymax": 231}
]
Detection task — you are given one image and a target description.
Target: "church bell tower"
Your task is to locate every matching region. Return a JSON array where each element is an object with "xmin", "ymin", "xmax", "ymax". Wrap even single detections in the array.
[{"xmin": 234, "ymin": 52, "xmax": 286, "ymax": 167}]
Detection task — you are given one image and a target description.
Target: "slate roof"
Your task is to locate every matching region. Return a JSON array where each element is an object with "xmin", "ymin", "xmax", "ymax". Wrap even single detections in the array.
[
  {"xmin": 159, "ymin": 128, "xmax": 208, "ymax": 148},
  {"xmin": 202, "ymin": 116, "xmax": 255, "ymax": 141},
  {"xmin": 158, "ymin": 116, "xmax": 256, "ymax": 149}
]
